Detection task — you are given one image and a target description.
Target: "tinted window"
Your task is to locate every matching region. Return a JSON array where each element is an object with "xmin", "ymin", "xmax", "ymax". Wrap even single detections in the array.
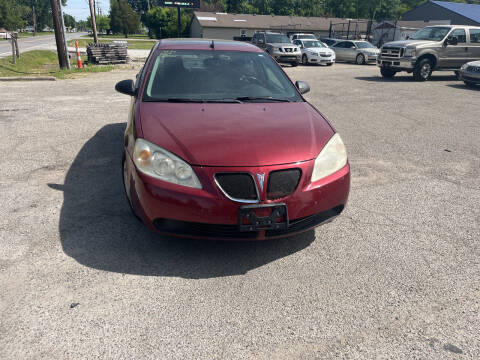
[
  {"xmin": 411, "ymin": 26, "xmax": 451, "ymax": 41},
  {"xmin": 333, "ymin": 41, "xmax": 347, "ymax": 48},
  {"xmin": 449, "ymin": 29, "xmax": 466, "ymax": 43},
  {"xmin": 302, "ymin": 41, "xmax": 326, "ymax": 48},
  {"xmin": 470, "ymin": 28, "xmax": 480, "ymax": 43},
  {"xmin": 356, "ymin": 41, "xmax": 375, "ymax": 48},
  {"xmin": 143, "ymin": 50, "xmax": 303, "ymax": 102}
]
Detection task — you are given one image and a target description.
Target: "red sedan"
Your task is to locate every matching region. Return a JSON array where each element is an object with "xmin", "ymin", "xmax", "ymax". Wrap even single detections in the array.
[{"xmin": 116, "ymin": 39, "xmax": 350, "ymax": 240}]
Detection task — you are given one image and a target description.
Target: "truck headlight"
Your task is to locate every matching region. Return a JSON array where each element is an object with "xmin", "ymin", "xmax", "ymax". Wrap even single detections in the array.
[
  {"xmin": 404, "ymin": 48, "xmax": 416, "ymax": 57},
  {"xmin": 311, "ymin": 133, "xmax": 348, "ymax": 183},
  {"xmin": 133, "ymin": 138, "xmax": 202, "ymax": 189}
]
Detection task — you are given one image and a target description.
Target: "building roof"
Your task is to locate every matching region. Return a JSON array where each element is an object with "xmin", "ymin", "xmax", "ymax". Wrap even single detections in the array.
[
  {"xmin": 431, "ymin": 1, "xmax": 480, "ymax": 24},
  {"xmin": 374, "ymin": 20, "xmax": 450, "ymax": 30},
  {"xmin": 193, "ymin": 12, "xmax": 364, "ymax": 32}
]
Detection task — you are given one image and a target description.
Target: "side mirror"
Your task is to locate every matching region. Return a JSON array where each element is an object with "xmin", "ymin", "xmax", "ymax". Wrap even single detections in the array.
[
  {"xmin": 115, "ymin": 79, "xmax": 136, "ymax": 96},
  {"xmin": 406, "ymin": 35, "xmax": 410, "ymax": 40},
  {"xmin": 446, "ymin": 36, "xmax": 458, "ymax": 46},
  {"xmin": 258, "ymin": 39, "xmax": 264, "ymax": 44},
  {"xmin": 295, "ymin": 81, "xmax": 310, "ymax": 95}
]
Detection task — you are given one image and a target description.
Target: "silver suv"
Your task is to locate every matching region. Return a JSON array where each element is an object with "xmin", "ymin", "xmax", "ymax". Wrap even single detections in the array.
[
  {"xmin": 378, "ymin": 25, "xmax": 480, "ymax": 81},
  {"xmin": 251, "ymin": 31, "xmax": 301, "ymax": 67}
]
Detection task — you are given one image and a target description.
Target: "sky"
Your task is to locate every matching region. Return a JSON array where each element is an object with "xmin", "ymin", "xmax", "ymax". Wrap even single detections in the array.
[{"xmin": 64, "ymin": 0, "xmax": 110, "ymax": 21}]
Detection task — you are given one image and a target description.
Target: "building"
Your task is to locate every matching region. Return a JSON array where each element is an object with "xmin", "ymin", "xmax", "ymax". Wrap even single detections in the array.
[
  {"xmin": 0, "ymin": 28, "xmax": 11, "ymax": 39},
  {"xmin": 190, "ymin": 12, "xmax": 355, "ymax": 40},
  {"xmin": 402, "ymin": 0, "xmax": 480, "ymax": 26},
  {"xmin": 372, "ymin": 20, "xmax": 448, "ymax": 47}
]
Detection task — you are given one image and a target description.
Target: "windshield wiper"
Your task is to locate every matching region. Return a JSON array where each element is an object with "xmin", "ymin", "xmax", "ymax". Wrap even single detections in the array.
[{"xmin": 235, "ymin": 96, "xmax": 292, "ymax": 103}]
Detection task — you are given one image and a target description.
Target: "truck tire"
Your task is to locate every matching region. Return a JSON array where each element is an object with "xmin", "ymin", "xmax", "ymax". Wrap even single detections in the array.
[
  {"xmin": 291, "ymin": 61, "xmax": 298, "ymax": 67},
  {"xmin": 413, "ymin": 58, "xmax": 433, "ymax": 81},
  {"xmin": 380, "ymin": 67, "xmax": 396, "ymax": 78}
]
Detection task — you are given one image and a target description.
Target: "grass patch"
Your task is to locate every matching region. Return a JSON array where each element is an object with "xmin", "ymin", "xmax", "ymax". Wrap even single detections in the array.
[
  {"xmin": 68, "ymin": 38, "xmax": 156, "ymax": 50},
  {"xmin": 0, "ymin": 50, "xmax": 116, "ymax": 79},
  {"xmin": 82, "ymin": 33, "xmax": 150, "ymax": 39},
  {"xmin": 18, "ymin": 32, "xmax": 53, "ymax": 38}
]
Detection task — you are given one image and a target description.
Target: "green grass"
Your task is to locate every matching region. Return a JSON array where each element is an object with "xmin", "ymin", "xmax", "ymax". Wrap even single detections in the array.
[
  {"xmin": 0, "ymin": 50, "xmax": 115, "ymax": 79},
  {"xmin": 18, "ymin": 32, "xmax": 53, "ymax": 38},
  {"xmin": 68, "ymin": 38, "xmax": 156, "ymax": 50},
  {"xmin": 82, "ymin": 33, "xmax": 150, "ymax": 39}
]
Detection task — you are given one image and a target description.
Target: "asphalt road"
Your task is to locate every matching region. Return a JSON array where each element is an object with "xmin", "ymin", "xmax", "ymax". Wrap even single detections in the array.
[
  {"xmin": 0, "ymin": 64, "xmax": 478, "ymax": 359},
  {"xmin": 0, "ymin": 32, "xmax": 86, "ymax": 58}
]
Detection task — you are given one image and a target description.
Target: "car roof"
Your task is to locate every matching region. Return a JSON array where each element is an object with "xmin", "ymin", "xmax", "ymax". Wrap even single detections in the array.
[{"xmin": 156, "ymin": 38, "xmax": 263, "ymax": 53}]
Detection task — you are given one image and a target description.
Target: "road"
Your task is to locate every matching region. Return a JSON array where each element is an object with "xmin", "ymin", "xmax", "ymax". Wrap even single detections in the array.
[
  {"xmin": 0, "ymin": 32, "xmax": 86, "ymax": 58},
  {"xmin": 0, "ymin": 64, "xmax": 479, "ymax": 359}
]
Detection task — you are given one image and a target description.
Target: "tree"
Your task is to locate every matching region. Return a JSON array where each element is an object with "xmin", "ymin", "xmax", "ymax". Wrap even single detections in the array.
[
  {"xmin": 63, "ymin": 13, "xmax": 75, "ymax": 29},
  {"xmin": 88, "ymin": 14, "xmax": 110, "ymax": 32},
  {"xmin": 145, "ymin": 6, "xmax": 190, "ymax": 39},
  {"xmin": 110, "ymin": 0, "xmax": 140, "ymax": 37},
  {"xmin": 0, "ymin": 0, "xmax": 29, "ymax": 30}
]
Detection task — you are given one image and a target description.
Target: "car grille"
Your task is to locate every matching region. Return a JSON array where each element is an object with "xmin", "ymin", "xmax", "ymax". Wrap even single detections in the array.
[
  {"xmin": 282, "ymin": 47, "xmax": 295, "ymax": 53},
  {"xmin": 467, "ymin": 65, "xmax": 480, "ymax": 72},
  {"xmin": 381, "ymin": 46, "xmax": 403, "ymax": 58},
  {"xmin": 215, "ymin": 173, "xmax": 258, "ymax": 202},
  {"xmin": 320, "ymin": 53, "xmax": 331, "ymax": 57},
  {"xmin": 267, "ymin": 169, "xmax": 301, "ymax": 200}
]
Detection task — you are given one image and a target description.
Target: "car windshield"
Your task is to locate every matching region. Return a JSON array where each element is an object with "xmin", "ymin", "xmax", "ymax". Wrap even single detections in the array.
[
  {"xmin": 143, "ymin": 50, "xmax": 303, "ymax": 102},
  {"xmin": 356, "ymin": 41, "xmax": 375, "ymax": 49},
  {"xmin": 298, "ymin": 34, "xmax": 316, "ymax": 40},
  {"xmin": 410, "ymin": 26, "xmax": 451, "ymax": 41},
  {"xmin": 303, "ymin": 41, "xmax": 326, "ymax": 48},
  {"xmin": 266, "ymin": 34, "xmax": 291, "ymax": 43}
]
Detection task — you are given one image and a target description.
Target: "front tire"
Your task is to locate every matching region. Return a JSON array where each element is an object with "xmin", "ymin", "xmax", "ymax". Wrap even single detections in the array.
[
  {"xmin": 302, "ymin": 54, "xmax": 309, "ymax": 65},
  {"xmin": 291, "ymin": 61, "xmax": 298, "ymax": 67},
  {"xmin": 356, "ymin": 53, "xmax": 366, "ymax": 65},
  {"xmin": 413, "ymin": 58, "xmax": 433, "ymax": 81},
  {"xmin": 122, "ymin": 153, "xmax": 139, "ymax": 220},
  {"xmin": 380, "ymin": 67, "xmax": 396, "ymax": 78},
  {"xmin": 464, "ymin": 81, "xmax": 477, "ymax": 88},
  {"xmin": 326, "ymin": 62, "xmax": 334, "ymax": 66}
]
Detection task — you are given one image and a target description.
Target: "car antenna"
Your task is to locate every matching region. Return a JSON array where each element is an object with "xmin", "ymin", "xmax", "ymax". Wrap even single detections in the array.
[{"xmin": 210, "ymin": 40, "xmax": 215, "ymax": 49}]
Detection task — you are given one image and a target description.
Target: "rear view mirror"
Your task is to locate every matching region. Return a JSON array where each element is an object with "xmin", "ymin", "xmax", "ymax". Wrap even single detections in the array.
[
  {"xmin": 295, "ymin": 81, "xmax": 310, "ymax": 95},
  {"xmin": 115, "ymin": 79, "xmax": 136, "ymax": 96}
]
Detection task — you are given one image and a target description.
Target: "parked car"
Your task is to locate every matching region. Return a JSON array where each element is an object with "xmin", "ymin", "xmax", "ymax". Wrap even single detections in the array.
[
  {"xmin": 251, "ymin": 31, "xmax": 301, "ymax": 66},
  {"xmin": 320, "ymin": 38, "xmax": 341, "ymax": 47},
  {"xmin": 293, "ymin": 39, "xmax": 335, "ymax": 66},
  {"xmin": 455, "ymin": 60, "xmax": 480, "ymax": 87},
  {"xmin": 115, "ymin": 39, "xmax": 350, "ymax": 240},
  {"xmin": 378, "ymin": 25, "xmax": 480, "ymax": 81},
  {"xmin": 332, "ymin": 40, "xmax": 380, "ymax": 64},
  {"xmin": 290, "ymin": 33, "xmax": 317, "ymax": 41}
]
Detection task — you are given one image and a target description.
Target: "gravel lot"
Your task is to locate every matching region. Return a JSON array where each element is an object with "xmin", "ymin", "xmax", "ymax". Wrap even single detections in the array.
[{"xmin": 0, "ymin": 63, "xmax": 479, "ymax": 359}]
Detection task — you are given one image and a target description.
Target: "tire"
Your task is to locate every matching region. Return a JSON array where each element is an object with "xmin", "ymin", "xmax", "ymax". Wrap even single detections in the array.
[
  {"xmin": 413, "ymin": 58, "xmax": 433, "ymax": 81},
  {"xmin": 356, "ymin": 53, "xmax": 366, "ymax": 65},
  {"xmin": 302, "ymin": 54, "xmax": 309, "ymax": 65},
  {"xmin": 122, "ymin": 153, "xmax": 140, "ymax": 220},
  {"xmin": 326, "ymin": 62, "xmax": 333, "ymax": 66},
  {"xmin": 291, "ymin": 61, "xmax": 298, "ymax": 67},
  {"xmin": 464, "ymin": 81, "xmax": 477, "ymax": 88},
  {"xmin": 380, "ymin": 67, "xmax": 396, "ymax": 78}
]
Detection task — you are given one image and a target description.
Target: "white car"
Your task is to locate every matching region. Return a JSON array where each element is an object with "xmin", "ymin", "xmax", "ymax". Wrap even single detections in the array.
[
  {"xmin": 293, "ymin": 39, "xmax": 336, "ymax": 66},
  {"xmin": 290, "ymin": 33, "xmax": 318, "ymax": 41}
]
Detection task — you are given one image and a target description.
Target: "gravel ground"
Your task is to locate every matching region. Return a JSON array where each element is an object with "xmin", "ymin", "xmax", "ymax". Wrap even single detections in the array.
[{"xmin": 0, "ymin": 63, "xmax": 479, "ymax": 359}]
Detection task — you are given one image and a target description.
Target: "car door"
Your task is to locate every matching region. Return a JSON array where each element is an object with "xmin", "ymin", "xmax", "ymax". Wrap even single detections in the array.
[
  {"xmin": 344, "ymin": 41, "xmax": 358, "ymax": 61},
  {"xmin": 333, "ymin": 41, "xmax": 348, "ymax": 61},
  {"xmin": 468, "ymin": 28, "xmax": 480, "ymax": 61},
  {"xmin": 445, "ymin": 28, "xmax": 469, "ymax": 68}
]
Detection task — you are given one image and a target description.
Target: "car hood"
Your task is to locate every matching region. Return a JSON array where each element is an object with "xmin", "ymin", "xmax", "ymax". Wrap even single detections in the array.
[
  {"xmin": 383, "ymin": 39, "xmax": 434, "ymax": 47},
  {"xmin": 467, "ymin": 60, "xmax": 480, "ymax": 66},
  {"xmin": 139, "ymin": 102, "xmax": 334, "ymax": 167},
  {"xmin": 306, "ymin": 47, "xmax": 333, "ymax": 53},
  {"xmin": 270, "ymin": 43, "xmax": 296, "ymax": 47}
]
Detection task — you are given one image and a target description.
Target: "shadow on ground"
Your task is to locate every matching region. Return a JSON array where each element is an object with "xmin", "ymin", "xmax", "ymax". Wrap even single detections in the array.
[
  {"xmin": 355, "ymin": 74, "xmax": 458, "ymax": 82},
  {"xmin": 446, "ymin": 83, "xmax": 480, "ymax": 91},
  {"xmin": 53, "ymin": 123, "xmax": 315, "ymax": 279}
]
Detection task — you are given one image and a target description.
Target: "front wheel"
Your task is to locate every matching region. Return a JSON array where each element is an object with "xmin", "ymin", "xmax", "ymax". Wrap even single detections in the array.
[
  {"xmin": 302, "ymin": 54, "xmax": 309, "ymax": 65},
  {"xmin": 380, "ymin": 67, "xmax": 396, "ymax": 78},
  {"xmin": 464, "ymin": 81, "xmax": 477, "ymax": 88},
  {"xmin": 291, "ymin": 61, "xmax": 298, "ymax": 67},
  {"xmin": 413, "ymin": 58, "xmax": 433, "ymax": 81},
  {"xmin": 356, "ymin": 53, "xmax": 366, "ymax": 65},
  {"xmin": 122, "ymin": 153, "xmax": 140, "ymax": 220},
  {"xmin": 326, "ymin": 62, "xmax": 334, "ymax": 66}
]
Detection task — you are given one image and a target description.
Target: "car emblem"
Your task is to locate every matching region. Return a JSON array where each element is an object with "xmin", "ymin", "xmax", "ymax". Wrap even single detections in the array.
[{"xmin": 257, "ymin": 173, "xmax": 265, "ymax": 192}]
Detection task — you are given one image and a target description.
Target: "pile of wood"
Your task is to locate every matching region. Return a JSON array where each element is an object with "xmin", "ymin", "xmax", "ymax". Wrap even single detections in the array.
[{"xmin": 86, "ymin": 43, "xmax": 128, "ymax": 65}]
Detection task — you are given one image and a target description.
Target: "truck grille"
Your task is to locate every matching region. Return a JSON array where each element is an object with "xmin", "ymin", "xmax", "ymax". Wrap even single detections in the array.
[
  {"xmin": 267, "ymin": 169, "xmax": 301, "ymax": 200},
  {"xmin": 215, "ymin": 173, "xmax": 258, "ymax": 202},
  {"xmin": 381, "ymin": 47, "xmax": 403, "ymax": 58}
]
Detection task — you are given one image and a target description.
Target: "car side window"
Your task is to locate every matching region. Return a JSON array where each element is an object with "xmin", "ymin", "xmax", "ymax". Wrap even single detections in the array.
[
  {"xmin": 346, "ymin": 42, "xmax": 355, "ymax": 48},
  {"xmin": 470, "ymin": 29, "xmax": 480, "ymax": 43},
  {"xmin": 334, "ymin": 41, "xmax": 345, "ymax": 48},
  {"xmin": 449, "ymin": 29, "xmax": 466, "ymax": 43}
]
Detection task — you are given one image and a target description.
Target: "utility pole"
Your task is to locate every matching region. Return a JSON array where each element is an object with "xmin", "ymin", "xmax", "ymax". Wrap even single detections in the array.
[
  {"xmin": 88, "ymin": 0, "xmax": 99, "ymax": 44},
  {"xmin": 58, "ymin": 0, "xmax": 71, "ymax": 69},
  {"xmin": 49, "ymin": 0, "xmax": 68, "ymax": 69},
  {"xmin": 177, "ymin": 6, "xmax": 181, "ymax": 38}
]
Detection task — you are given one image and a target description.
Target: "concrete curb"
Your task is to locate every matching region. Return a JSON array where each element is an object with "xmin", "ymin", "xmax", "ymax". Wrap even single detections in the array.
[{"xmin": 0, "ymin": 76, "xmax": 56, "ymax": 81}]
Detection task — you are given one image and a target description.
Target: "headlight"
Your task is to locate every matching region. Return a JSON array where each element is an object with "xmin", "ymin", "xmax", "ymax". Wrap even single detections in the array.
[
  {"xmin": 404, "ymin": 47, "xmax": 416, "ymax": 57},
  {"xmin": 133, "ymin": 138, "xmax": 202, "ymax": 189},
  {"xmin": 311, "ymin": 133, "xmax": 348, "ymax": 183},
  {"xmin": 460, "ymin": 63, "xmax": 468, "ymax": 70},
  {"xmin": 273, "ymin": 47, "xmax": 281, "ymax": 52}
]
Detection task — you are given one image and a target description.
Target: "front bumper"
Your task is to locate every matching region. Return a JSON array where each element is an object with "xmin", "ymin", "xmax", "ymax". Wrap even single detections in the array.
[
  {"xmin": 307, "ymin": 54, "xmax": 335, "ymax": 64},
  {"xmin": 272, "ymin": 51, "xmax": 301, "ymax": 63},
  {"xmin": 456, "ymin": 69, "xmax": 480, "ymax": 84},
  {"xmin": 125, "ymin": 154, "xmax": 350, "ymax": 240},
  {"xmin": 377, "ymin": 57, "xmax": 415, "ymax": 70}
]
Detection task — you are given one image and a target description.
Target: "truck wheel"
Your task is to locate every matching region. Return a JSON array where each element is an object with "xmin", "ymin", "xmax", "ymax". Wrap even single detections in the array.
[
  {"xmin": 380, "ymin": 68, "xmax": 396, "ymax": 78},
  {"xmin": 291, "ymin": 61, "xmax": 298, "ymax": 67},
  {"xmin": 302, "ymin": 54, "xmax": 309, "ymax": 65},
  {"xmin": 413, "ymin": 58, "xmax": 433, "ymax": 81},
  {"xmin": 356, "ymin": 53, "xmax": 366, "ymax": 65}
]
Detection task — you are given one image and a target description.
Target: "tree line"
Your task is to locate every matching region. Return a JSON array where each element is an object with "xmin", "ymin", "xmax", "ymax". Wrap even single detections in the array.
[{"xmin": 1, "ymin": 0, "xmax": 478, "ymax": 37}]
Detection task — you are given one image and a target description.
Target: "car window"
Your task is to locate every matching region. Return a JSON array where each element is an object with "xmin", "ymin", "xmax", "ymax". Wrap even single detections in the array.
[
  {"xmin": 346, "ymin": 42, "xmax": 355, "ymax": 48},
  {"xmin": 293, "ymin": 40, "xmax": 301, "ymax": 46},
  {"xmin": 334, "ymin": 41, "xmax": 347, "ymax": 48},
  {"xmin": 143, "ymin": 50, "xmax": 303, "ymax": 102},
  {"xmin": 302, "ymin": 41, "xmax": 326, "ymax": 48},
  {"xmin": 356, "ymin": 42, "xmax": 375, "ymax": 49},
  {"xmin": 469, "ymin": 28, "xmax": 480, "ymax": 43},
  {"xmin": 410, "ymin": 26, "xmax": 451, "ymax": 41},
  {"xmin": 266, "ymin": 34, "xmax": 291, "ymax": 43},
  {"xmin": 449, "ymin": 29, "xmax": 466, "ymax": 43}
]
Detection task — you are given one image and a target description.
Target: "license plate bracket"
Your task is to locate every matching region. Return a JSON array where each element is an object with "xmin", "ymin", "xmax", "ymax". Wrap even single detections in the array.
[{"xmin": 238, "ymin": 203, "xmax": 288, "ymax": 232}]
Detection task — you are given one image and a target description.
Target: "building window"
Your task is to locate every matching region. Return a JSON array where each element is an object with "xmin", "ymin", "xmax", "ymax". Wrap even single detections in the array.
[{"xmin": 241, "ymin": 29, "xmax": 247, "ymax": 37}]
